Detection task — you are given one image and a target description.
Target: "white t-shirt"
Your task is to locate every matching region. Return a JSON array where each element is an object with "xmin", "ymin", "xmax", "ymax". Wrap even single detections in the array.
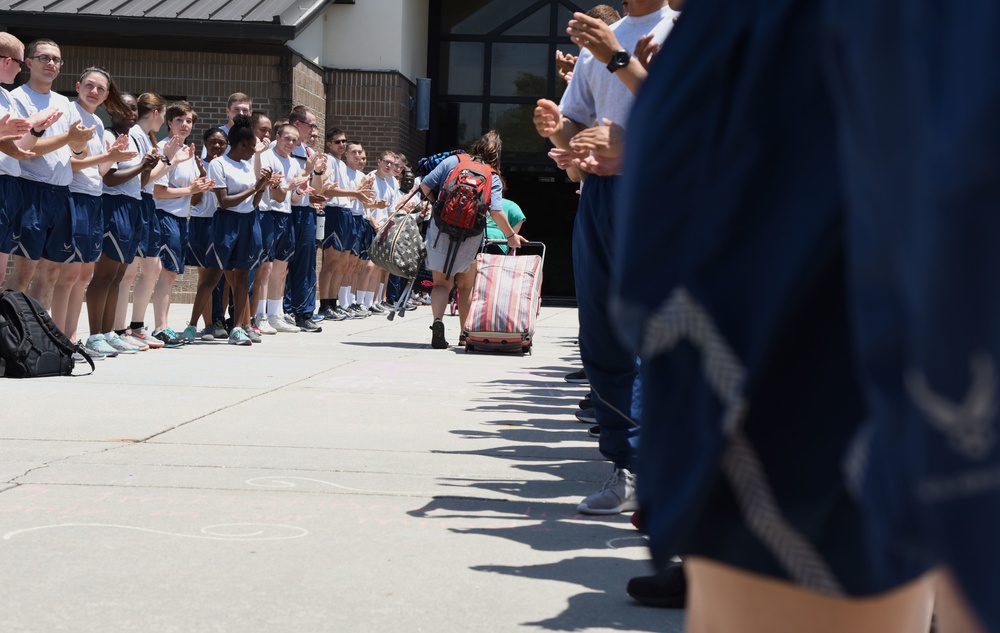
[
  {"xmin": 11, "ymin": 85, "xmax": 73, "ymax": 186},
  {"xmin": 370, "ymin": 171, "xmax": 399, "ymax": 225},
  {"xmin": 153, "ymin": 138, "xmax": 200, "ymax": 217},
  {"xmin": 259, "ymin": 148, "xmax": 301, "ymax": 214},
  {"xmin": 102, "ymin": 128, "xmax": 144, "ymax": 200},
  {"xmin": 67, "ymin": 102, "xmax": 106, "ymax": 197},
  {"xmin": 559, "ymin": 7, "xmax": 677, "ymax": 131},
  {"xmin": 0, "ymin": 87, "xmax": 21, "ymax": 178},
  {"xmin": 344, "ymin": 166, "xmax": 366, "ymax": 217},
  {"xmin": 189, "ymin": 159, "xmax": 219, "ymax": 219},
  {"xmin": 130, "ymin": 127, "xmax": 159, "ymax": 195},
  {"xmin": 323, "ymin": 154, "xmax": 351, "ymax": 208},
  {"xmin": 209, "ymin": 155, "xmax": 257, "ymax": 213}
]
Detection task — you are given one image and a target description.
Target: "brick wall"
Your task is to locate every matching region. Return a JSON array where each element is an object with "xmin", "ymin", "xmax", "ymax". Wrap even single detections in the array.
[{"xmin": 324, "ymin": 70, "xmax": 427, "ymax": 167}]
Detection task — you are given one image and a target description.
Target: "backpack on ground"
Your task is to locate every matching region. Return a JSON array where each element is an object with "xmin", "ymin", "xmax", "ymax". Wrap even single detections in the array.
[
  {"xmin": 0, "ymin": 290, "xmax": 94, "ymax": 378},
  {"xmin": 432, "ymin": 154, "xmax": 495, "ymax": 275}
]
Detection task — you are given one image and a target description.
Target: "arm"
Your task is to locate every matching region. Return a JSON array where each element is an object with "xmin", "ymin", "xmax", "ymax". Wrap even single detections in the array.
[
  {"xmin": 72, "ymin": 135, "xmax": 137, "ymax": 173},
  {"xmin": 567, "ymin": 12, "xmax": 649, "ymax": 95},
  {"xmin": 27, "ymin": 119, "xmax": 94, "ymax": 159},
  {"xmin": 103, "ymin": 152, "xmax": 158, "ymax": 187},
  {"xmin": 214, "ymin": 167, "xmax": 271, "ymax": 209}
]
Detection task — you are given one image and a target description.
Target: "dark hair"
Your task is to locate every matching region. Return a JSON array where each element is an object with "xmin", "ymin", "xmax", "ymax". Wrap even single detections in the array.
[
  {"xmin": 325, "ymin": 127, "xmax": 345, "ymax": 142},
  {"xmin": 586, "ymin": 4, "xmax": 622, "ymax": 25},
  {"xmin": 469, "ymin": 130, "xmax": 502, "ymax": 173},
  {"xmin": 288, "ymin": 105, "xmax": 312, "ymax": 125},
  {"xmin": 25, "ymin": 38, "xmax": 58, "ymax": 59},
  {"xmin": 203, "ymin": 126, "xmax": 227, "ymax": 143},
  {"xmin": 136, "ymin": 92, "xmax": 166, "ymax": 146},
  {"xmin": 78, "ymin": 67, "xmax": 131, "ymax": 117},
  {"xmin": 273, "ymin": 121, "xmax": 299, "ymax": 139},
  {"xmin": 228, "ymin": 114, "xmax": 255, "ymax": 148},
  {"xmin": 165, "ymin": 100, "xmax": 198, "ymax": 126},
  {"xmin": 250, "ymin": 111, "xmax": 270, "ymax": 128}
]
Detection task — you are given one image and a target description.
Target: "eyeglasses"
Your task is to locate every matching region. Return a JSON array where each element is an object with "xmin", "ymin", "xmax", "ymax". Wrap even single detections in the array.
[
  {"xmin": 331, "ymin": 139, "xmax": 347, "ymax": 145},
  {"xmin": 28, "ymin": 54, "xmax": 63, "ymax": 67},
  {"xmin": 3, "ymin": 56, "xmax": 25, "ymax": 69}
]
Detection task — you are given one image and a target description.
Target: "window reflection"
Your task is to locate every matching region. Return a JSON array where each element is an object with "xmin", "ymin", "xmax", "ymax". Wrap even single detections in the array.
[{"xmin": 440, "ymin": 42, "xmax": 484, "ymax": 95}]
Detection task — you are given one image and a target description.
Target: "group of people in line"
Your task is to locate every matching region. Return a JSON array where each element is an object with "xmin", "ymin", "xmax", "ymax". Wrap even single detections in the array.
[{"xmin": 0, "ymin": 34, "xmax": 527, "ymax": 360}]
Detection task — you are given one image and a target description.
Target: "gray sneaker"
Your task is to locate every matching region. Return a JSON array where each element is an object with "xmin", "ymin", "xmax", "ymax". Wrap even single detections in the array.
[{"xmin": 577, "ymin": 468, "xmax": 638, "ymax": 515}]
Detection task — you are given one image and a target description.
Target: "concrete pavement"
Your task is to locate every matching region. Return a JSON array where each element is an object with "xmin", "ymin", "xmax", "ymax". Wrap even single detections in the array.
[{"xmin": 0, "ymin": 303, "xmax": 684, "ymax": 632}]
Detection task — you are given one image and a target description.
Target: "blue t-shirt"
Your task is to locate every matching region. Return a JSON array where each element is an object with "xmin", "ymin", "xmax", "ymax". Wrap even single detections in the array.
[{"xmin": 421, "ymin": 155, "xmax": 503, "ymax": 212}]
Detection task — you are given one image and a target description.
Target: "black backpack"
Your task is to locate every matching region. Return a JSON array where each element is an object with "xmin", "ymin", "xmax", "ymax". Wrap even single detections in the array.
[{"xmin": 0, "ymin": 290, "xmax": 94, "ymax": 378}]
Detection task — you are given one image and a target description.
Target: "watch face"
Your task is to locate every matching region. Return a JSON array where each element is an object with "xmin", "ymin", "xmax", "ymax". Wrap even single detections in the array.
[{"xmin": 609, "ymin": 50, "xmax": 630, "ymax": 70}]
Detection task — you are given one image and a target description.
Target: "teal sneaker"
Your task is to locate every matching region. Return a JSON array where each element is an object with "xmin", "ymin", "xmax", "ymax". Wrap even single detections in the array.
[
  {"xmin": 181, "ymin": 325, "xmax": 198, "ymax": 343},
  {"xmin": 228, "ymin": 327, "xmax": 252, "ymax": 346}
]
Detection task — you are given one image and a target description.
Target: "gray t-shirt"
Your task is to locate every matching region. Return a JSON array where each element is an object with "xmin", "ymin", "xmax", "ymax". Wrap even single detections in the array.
[
  {"xmin": 0, "ymin": 87, "xmax": 21, "ymax": 178},
  {"xmin": 11, "ymin": 85, "xmax": 74, "ymax": 186},
  {"xmin": 558, "ymin": 7, "xmax": 677, "ymax": 131}
]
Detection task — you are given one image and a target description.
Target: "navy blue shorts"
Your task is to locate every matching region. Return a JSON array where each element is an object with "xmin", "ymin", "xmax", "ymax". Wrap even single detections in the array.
[
  {"xmin": 354, "ymin": 215, "xmax": 374, "ymax": 260},
  {"xmin": 211, "ymin": 209, "xmax": 262, "ymax": 271},
  {"xmin": 0, "ymin": 175, "xmax": 23, "ymax": 254},
  {"xmin": 69, "ymin": 192, "xmax": 104, "ymax": 263},
  {"xmin": 261, "ymin": 211, "xmax": 294, "ymax": 262},
  {"xmin": 258, "ymin": 209, "xmax": 276, "ymax": 263},
  {"xmin": 156, "ymin": 209, "xmax": 186, "ymax": 274},
  {"xmin": 135, "ymin": 192, "xmax": 162, "ymax": 259},
  {"xmin": 322, "ymin": 206, "xmax": 357, "ymax": 253},
  {"xmin": 13, "ymin": 179, "xmax": 74, "ymax": 262},
  {"xmin": 610, "ymin": 0, "xmax": 930, "ymax": 598},
  {"xmin": 185, "ymin": 216, "xmax": 214, "ymax": 269},
  {"xmin": 102, "ymin": 194, "xmax": 142, "ymax": 264}
]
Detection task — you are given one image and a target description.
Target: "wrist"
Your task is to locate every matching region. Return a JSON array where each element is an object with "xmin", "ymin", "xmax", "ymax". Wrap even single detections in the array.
[{"xmin": 30, "ymin": 127, "xmax": 44, "ymax": 138}]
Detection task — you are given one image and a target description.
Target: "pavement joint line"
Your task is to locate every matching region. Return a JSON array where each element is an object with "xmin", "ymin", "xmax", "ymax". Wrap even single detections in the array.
[{"xmin": 135, "ymin": 360, "xmax": 360, "ymax": 444}]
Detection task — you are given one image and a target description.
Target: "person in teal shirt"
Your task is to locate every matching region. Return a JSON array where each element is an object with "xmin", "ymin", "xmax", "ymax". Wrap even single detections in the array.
[{"xmin": 485, "ymin": 197, "xmax": 525, "ymax": 253}]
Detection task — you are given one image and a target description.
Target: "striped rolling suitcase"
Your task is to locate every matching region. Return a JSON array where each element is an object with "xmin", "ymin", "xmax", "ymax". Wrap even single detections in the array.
[{"xmin": 464, "ymin": 242, "xmax": 544, "ymax": 354}]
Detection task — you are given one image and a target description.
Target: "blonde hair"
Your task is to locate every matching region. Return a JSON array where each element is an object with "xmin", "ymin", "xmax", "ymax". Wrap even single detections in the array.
[{"xmin": 0, "ymin": 33, "xmax": 24, "ymax": 59}]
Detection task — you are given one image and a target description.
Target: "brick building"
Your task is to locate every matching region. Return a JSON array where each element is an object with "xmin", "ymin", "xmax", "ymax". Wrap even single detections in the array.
[{"xmin": 1, "ymin": 0, "xmax": 617, "ymax": 300}]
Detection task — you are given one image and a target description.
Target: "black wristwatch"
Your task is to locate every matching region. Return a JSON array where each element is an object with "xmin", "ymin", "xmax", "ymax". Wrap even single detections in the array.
[{"xmin": 606, "ymin": 49, "xmax": 631, "ymax": 73}]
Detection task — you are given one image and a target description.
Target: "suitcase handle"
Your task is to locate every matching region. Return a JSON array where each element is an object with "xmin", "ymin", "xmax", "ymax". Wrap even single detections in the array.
[{"xmin": 483, "ymin": 239, "xmax": 545, "ymax": 260}]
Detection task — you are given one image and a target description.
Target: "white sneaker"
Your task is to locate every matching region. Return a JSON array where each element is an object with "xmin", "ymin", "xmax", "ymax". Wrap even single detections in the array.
[
  {"xmin": 577, "ymin": 468, "xmax": 638, "ymax": 515},
  {"xmin": 268, "ymin": 314, "xmax": 300, "ymax": 333},
  {"xmin": 257, "ymin": 316, "xmax": 277, "ymax": 335}
]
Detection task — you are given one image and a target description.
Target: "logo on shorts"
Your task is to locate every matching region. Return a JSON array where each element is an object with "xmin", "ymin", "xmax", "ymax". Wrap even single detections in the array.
[
  {"xmin": 906, "ymin": 353, "xmax": 999, "ymax": 461},
  {"xmin": 62, "ymin": 242, "xmax": 73, "ymax": 252}
]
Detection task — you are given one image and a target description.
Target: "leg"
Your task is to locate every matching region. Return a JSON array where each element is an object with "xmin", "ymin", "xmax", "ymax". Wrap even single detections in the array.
[
  {"xmin": 455, "ymin": 264, "xmax": 476, "ymax": 328},
  {"xmin": 685, "ymin": 558, "xmax": 935, "ymax": 633},
  {"xmin": 430, "ymin": 270, "xmax": 453, "ymax": 322},
  {"xmin": 226, "ymin": 269, "xmax": 251, "ymax": 330},
  {"xmin": 115, "ymin": 260, "xmax": 139, "ymax": 331},
  {"xmin": 86, "ymin": 256, "xmax": 125, "ymax": 335},
  {"xmin": 51, "ymin": 262, "xmax": 83, "ymax": 336},
  {"xmin": 130, "ymin": 255, "xmax": 162, "ymax": 327},
  {"xmin": 191, "ymin": 267, "xmax": 224, "ymax": 328},
  {"xmin": 64, "ymin": 262, "xmax": 95, "ymax": 343},
  {"xmin": 151, "ymin": 269, "xmax": 178, "ymax": 331},
  {"xmin": 0, "ymin": 252, "xmax": 8, "ymax": 288},
  {"xmin": 6, "ymin": 255, "xmax": 40, "ymax": 295},
  {"xmin": 52, "ymin": 262, "xmax": 85, "ymax": 341}
]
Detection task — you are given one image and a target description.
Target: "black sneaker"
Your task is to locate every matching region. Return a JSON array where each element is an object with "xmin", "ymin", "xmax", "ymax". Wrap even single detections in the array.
[
  {"xmin": 565, "ymin": 369, "xmax": 588, "ymax": 384},
  {"xmin": 211, "ymin": 320, "xmax": 229, "ymax": 339},
  {"xmin": 153, "ymin": 329, "xmax": 184, "ymax": 348},
  {"xmin": 349, "ymin": 303, "xmax": 370, "ymax": 318},
  {"xmin": 575, "ymin": 408, "xmax": 597, "ymax": 424},
  {"xmin": 297, "ymin": 319, "xmax": 323, "ymax": 333},
  {"xmin": 626, "ymin": 563, "xmax": 687, "ymax": 609},
  {"xmin": 588, "ymin": 425, "xmax": 600, "ymax": 438},
  {"xmin": 430, "ymin": 320, "xmax": 448, "ymax": 349},
  {"xmin": 578, "ymin": 394, "xmax": 592, "ymax": 409}
]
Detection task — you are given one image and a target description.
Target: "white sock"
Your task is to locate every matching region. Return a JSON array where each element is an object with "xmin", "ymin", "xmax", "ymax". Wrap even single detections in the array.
[
  {"xmin": 104, "ymin": 331, "xmax": 116, "ymax": 340},
  {"xmin": 349, "ymin": 292, "xmax": 356, "ymax": 306},
  {"xmin": 364, "ymin": 291, "xmax": 376, "ymax": 308},
  {"xmin": 377, "ymin": 283, "xmax": 384, "ymax": 301},
  {"xmin": 266, "ymin": 299, "xmax": 282, "ymax": 317},
  {"xmin": 338, "ymin": 286, "xmax": 350, "ymax": 307},
  {"xmin": 256, "ymin": 299, "xmax": 266, "ymax": 318}
]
